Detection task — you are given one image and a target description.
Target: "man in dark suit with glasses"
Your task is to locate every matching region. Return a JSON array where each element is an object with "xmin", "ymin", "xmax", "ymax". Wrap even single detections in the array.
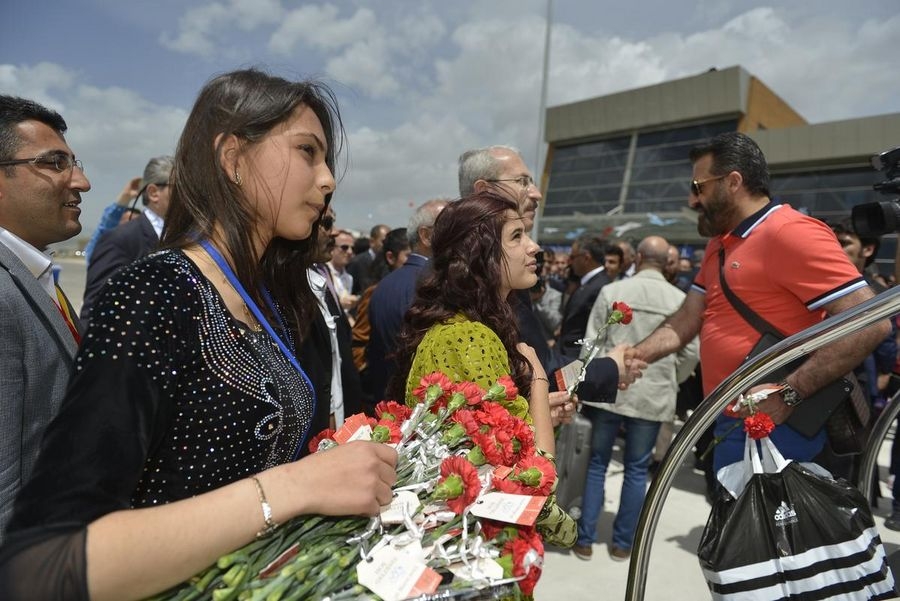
[{"xmin": 80, "ymin": 155, "xmax": 173, "ymax": 323}]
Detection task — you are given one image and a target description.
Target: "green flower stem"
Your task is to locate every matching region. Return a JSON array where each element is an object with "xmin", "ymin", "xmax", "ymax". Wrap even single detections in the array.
[{"xmin": 699, "ymin": 419, "xmax": 742, "ymax": 461}]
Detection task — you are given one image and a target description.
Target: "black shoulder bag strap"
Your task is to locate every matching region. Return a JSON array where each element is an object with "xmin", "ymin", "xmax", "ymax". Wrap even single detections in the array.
[
  {"xmin": 718, "ymin": 246, "xmax": 780, "ymax": 337},
  {"xmin": 718, "ymin": 246, "xmax": 864, "ymax": 445}
]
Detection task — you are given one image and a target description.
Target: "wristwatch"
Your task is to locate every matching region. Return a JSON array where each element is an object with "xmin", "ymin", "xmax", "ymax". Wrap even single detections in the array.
[{"xmin": 779, "ymin": 381, "xmax": 804, "ymax": 407}]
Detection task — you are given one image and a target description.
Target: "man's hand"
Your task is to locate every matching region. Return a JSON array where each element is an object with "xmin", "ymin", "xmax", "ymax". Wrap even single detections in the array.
[
  {"xmin": 608, "ymin": 344, "xmax": 647, "ymax": 390},
  {"xmin": 728, "ymin": 383, "xmax": 794, "ymax": 425},
  {"xmin": 117, "ymin": 176, "xmax": 142, "ymax": 205}
]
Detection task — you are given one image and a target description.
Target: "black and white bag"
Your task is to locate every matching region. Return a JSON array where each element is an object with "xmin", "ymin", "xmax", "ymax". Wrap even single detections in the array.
[{"xmin": 698, "ymin": 435, "xmax": 896, "ymax": 600}]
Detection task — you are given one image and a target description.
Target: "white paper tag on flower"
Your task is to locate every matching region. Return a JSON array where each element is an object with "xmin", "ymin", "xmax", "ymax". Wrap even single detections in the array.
[
  {"xmin": 448, "ymin": 557, "xmax": 505, "ymax": 585},
  {"xmin": 333, "ymin": 413, "xmax": 372, "ymax": 444},
  {"xmin": 470, "ymin": 492, "xmax": 547, "ymax": 526},
  {"xmin": 380, "ymin": 491, "xmax": 420, "ymax": 525},
  {"xmin": 391, "ymin": 536, "xmax": 426, "ymax": 563},
  {"xmin": 555, "ymin": 359, "xmax": 583, "ymax": 393},
  {"xmin": 357, "ymin": 545, "xmax": 441, "ymax": 601}
]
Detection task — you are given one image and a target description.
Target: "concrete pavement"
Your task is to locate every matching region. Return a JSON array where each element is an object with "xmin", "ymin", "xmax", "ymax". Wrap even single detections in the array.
[{"xmin": 535, "ymin": 424, "xmax": 900, "ymax": 600}]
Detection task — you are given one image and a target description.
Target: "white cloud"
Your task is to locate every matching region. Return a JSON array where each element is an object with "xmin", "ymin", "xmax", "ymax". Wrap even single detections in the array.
[
  {"xmin": 0, "ymin": 63, "xmax": 187, "ymax": 243},
  {"xmin": 7, "ymin": 1, "xmax": 896, "ymax": 237},
  {"xmin": 326, "ymin": 39, "xmax": 399, "ymax": 98},
  {"xmin": 331, "ymin": 115, "xmax": 471, "ymax": 224},
  {"xmin": 161, "ymin": 0, "xmax": 283, "ymax": 58},
  {"xmin": 538, "ymin": 7, "xmax": 899, "ymax": 124},
  {"xmin": 269, "ymin": 5, "xmax": 378, "ymax": 54},
  {"xmin": 0, "ymin": 62, "xmax": 79, "ymax": 112}
]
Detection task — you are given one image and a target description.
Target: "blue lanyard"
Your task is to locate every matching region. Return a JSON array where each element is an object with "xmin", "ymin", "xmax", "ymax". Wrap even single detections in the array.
[{"xmin": 200, "ymin": 241, "xmax": 317, "ymax": 424}]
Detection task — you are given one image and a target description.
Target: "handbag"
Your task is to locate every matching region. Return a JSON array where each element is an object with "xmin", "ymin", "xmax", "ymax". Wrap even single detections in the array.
[
  {"xmin": 698, "ymin": 435, "xmax": 896, "ymax": 600},
  {"xmin": 718, "ymin": 247, "xmax": 870, "ymax": 454}
]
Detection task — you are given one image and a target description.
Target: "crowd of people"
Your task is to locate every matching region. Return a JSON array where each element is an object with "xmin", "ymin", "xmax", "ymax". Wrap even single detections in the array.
[{"xmin": 0, "ymin": 66, "xmax": 898, "ymax": 599}]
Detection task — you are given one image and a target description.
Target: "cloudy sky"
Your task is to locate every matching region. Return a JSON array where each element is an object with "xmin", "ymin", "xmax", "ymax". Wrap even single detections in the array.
[{"xmin": 1, "ymin": 0, "xmax": 897, "ymax": 240}]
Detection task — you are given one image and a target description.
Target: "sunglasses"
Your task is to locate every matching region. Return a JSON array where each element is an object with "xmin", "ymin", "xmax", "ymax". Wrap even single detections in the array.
[
  {"xmin": 320, "ymin": 215, "xmax": 335, "ymax": 231},
  {"xmin": 690, "ymin": 175, "xmax": 727, "ymax": 196},
  {"xmin": 338, "ymin": 244, "xmax": 352, "ymax": 252}
]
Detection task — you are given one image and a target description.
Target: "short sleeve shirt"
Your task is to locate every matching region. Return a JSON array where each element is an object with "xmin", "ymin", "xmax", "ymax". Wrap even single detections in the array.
[{"xmin": 693, "ymin": 202, "xmax": 866, "ymax": 396}]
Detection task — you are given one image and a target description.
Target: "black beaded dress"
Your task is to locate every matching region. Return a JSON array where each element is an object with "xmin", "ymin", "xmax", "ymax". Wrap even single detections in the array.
[{"xmin": 0, "ymin": 250, "xmax": 317, "ymax": 600}]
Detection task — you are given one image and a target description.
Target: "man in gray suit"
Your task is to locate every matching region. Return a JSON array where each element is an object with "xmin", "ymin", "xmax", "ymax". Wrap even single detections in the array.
[{"xmin": 0, "ymin": 95, "xmax": 90, "ymax": 541}]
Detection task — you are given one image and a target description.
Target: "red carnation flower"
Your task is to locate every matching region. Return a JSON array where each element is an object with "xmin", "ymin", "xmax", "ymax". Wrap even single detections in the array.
[
  {"xmin": 451, "ymin": 409, "xmax": 480, "ymax": 437},
  {"xmin": 472, "ymin": 429, "xmax": 515, "ymax": 466},
  {"xmin": 412, "ymin": 371, "xmax": 454, "ymax": 405},
  {"xmin": 507, "ymin": 417, "xmax": 536, "ymax": 463},
  {"xmin": 610, "ymin": 301, "xmax": 634, "ymax": 325},
  {"xmin": 374, "ymin": 400, "xmax": 412, "ymax": 423},
  {"xmin": 479, "ymin": 519, "xmax": 506, "ymax": 541},
  {"xmin": 509, "ymin": 454, "xmax": 556, "ymax": 496},
  {"xmin": 433, "ymin": 456, "xmax": 481, "ymax": 514},
  {"xmin": 483, "ymin": 375, "xmax": 518, "ymax": 402},
  {"xmin": 371, "ymin": 418, "xmax": 402, "ymax": 444},
  {"xmin": 744, "ymin": 412, "xmax": 775, "ymax": 440},
  {"xmin": 307, "ymin": 428, "xmax": 336, "ymax": 454},
  {"xmin": 451, "ymin": 381, "xmax": 484, "ymax": 407},
  {"xmin": 493, "ymin": 476, "xmax": 527, "ymax": 495},
  {"xmin": 502, "ymin": 530, "xmax": 544, "ymax": 596},
  {"xmin": 475, "ymin": 402, "xmax": 514, "ymax": 429}
]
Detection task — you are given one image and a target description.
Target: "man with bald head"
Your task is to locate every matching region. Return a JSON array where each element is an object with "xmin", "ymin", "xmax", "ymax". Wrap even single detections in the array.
[{"xmin": 573, "ymin": 235, "xmax": 698, "ymax": 561}]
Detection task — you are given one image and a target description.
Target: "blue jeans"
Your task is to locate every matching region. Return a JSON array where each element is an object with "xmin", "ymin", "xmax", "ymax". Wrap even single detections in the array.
[{"xmin": 576, "ymin": 408, "xmax": 661, "ymax": 550}]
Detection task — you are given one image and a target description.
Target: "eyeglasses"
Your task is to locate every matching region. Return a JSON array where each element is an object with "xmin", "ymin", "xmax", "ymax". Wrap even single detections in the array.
[
  {"xmin": 338, "ymin": 244, "xmax": 352, "ymax": 252},
  {"xmin": 0, "ymin": 153, "xmax": 84, "ymax": 173},
  {"xmin": 486, "ymin": 175, "xmax": 536, "ymax": 189},
  {"xmin": 320, "ymin": 215, "xmax": 335, "ymax": 231},
  {"xmin": 690, "ymin": 175, "xmax": 726, "ymax": 196}
]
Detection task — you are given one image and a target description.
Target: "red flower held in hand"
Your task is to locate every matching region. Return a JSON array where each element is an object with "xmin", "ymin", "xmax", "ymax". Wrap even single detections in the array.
[
  {"xmin": 610, "ymin": 301, "xmax": 633, "ymax": 325},
  {"xmin": 744, "ymin": 411, "xmax": 775, "ymax": 440},
  {"xmin": 412, "ymin": 372, "xmax": 454, "ymax": 405},
  {"xmin": 372, "ymin": 418, "xmax": 402, "ymax": 444},
  {"xmin": 307, "ymin": 428, "xmax": 336, "ymax": 454},
  {"xmin": 374, "ymin": 400, "xmax": 412, "ymax": 423},
  {"xmin": 511, "ymin": 454, "xmax": 556, "ymax": 496},
  {"xmin": 450, "ymin": 381, "xmax": 485, "ymax": 407},
  {"xmin": 502, "ymin": 529, "xmax": 544, "ymax": 596},
  {"xmin": 433, "ymin": 456, "xmax": 481, "ymax": 514},
  {"xmin": 483, "ymin": 375, "xmax": 518, "ymax": 402}
]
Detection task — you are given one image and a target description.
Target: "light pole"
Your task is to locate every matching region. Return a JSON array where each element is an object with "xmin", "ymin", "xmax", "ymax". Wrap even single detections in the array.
[{"xmin": 532, "ymin": 0, "xmax": 553, "ymax": 244}]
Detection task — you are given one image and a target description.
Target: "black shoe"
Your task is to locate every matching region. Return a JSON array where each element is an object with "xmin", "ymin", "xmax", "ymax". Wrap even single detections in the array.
[{"xmin": 884, "ymin": 511, "xmax": 900, "ymax": 531}]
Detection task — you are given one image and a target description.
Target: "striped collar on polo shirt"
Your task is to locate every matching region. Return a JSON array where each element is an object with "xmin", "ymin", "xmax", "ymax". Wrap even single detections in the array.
[{"xmin": 730, "ymin": 200, "xmax": 784, "ymax": 239}]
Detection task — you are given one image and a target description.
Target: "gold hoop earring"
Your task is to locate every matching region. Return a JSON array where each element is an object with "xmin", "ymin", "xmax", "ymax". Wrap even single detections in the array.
[{"xmin": 234, "ymin": 169, "xmax": 242, "ymax": 186}]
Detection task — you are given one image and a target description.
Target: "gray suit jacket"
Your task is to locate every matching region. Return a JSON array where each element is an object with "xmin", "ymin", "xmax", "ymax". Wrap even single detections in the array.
[{"xmin": 0, "ymin": 243, "xmax": 79, "ymax": 541}]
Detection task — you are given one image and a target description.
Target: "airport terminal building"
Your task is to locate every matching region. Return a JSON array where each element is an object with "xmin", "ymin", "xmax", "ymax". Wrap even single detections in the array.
[{"xmin": 537, "ymin": 65, "xmax": 900, "ymax": 269}]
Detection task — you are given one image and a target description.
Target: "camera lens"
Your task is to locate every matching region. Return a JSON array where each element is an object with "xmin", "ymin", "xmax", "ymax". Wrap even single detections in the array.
[{"xmin": 852, "ymin": 200, "xmax": 900, "ymax": 237}]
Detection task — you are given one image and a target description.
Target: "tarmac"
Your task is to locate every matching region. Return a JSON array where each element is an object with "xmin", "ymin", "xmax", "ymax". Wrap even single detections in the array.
[
  {"xmin": 57, "ymin": 257, "xmax": 900, "ymax": 600},
  {"xmin": 534, "ymin": 425, "xmax": 900, "ymax": 600}
]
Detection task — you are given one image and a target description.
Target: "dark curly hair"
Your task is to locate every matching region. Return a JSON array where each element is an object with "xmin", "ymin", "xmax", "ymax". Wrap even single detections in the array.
[{"xmin": 387, "ymin": 191, "xmax": 532, "ymax": 400}]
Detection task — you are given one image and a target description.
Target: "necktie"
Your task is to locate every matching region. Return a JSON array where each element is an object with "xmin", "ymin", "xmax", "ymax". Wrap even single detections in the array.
[{"xmin": 54, "ymin": 284, "xmax": 81, "ymax": 344}]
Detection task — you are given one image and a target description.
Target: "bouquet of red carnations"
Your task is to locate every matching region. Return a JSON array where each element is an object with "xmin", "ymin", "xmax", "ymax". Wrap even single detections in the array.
[{"xmin": 148, "ymin": 372, "xmax": 554, "ymax": 601}]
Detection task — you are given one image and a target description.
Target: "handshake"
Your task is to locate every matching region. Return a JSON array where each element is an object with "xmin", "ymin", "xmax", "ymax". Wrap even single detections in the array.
[{"xmin": 548, "ymin": 343, "xmax": 649, "ymax": 426}]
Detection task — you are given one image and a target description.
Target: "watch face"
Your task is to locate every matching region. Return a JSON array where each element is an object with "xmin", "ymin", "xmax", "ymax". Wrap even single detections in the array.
[{"xmin": 783, "ymin": 387, "xmax": 801, "ymax": 406}]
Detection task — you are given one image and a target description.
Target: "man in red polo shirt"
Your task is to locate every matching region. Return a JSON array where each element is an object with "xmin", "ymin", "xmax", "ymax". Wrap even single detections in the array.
[{"xmin": 631, "ymin": 132, "xmax": 890, "ymax": 471}]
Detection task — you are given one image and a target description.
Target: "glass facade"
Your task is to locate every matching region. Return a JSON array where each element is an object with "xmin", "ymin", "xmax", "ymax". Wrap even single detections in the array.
[
  {"xmin": 544, "ymin": 120, "xmax": 738, "ymax": 217},
  {"xmin": 770, "ymin": 167, "xmax": 882, "ymax": 221}
]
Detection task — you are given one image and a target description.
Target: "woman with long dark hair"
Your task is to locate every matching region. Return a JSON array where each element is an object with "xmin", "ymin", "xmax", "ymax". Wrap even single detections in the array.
[
  {"xmin": 0, "ymin": 69, "xmax": 396, "ymax": 601},
  {"xmin": 390, "ymin": 191, "xmax": 629, "ymax": 547}
]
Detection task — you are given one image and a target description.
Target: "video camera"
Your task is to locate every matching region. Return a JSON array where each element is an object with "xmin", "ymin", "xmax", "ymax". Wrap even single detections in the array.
[{"xmin": 851, "ymin": 146, "xmax": 900, "ymax": 236}]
